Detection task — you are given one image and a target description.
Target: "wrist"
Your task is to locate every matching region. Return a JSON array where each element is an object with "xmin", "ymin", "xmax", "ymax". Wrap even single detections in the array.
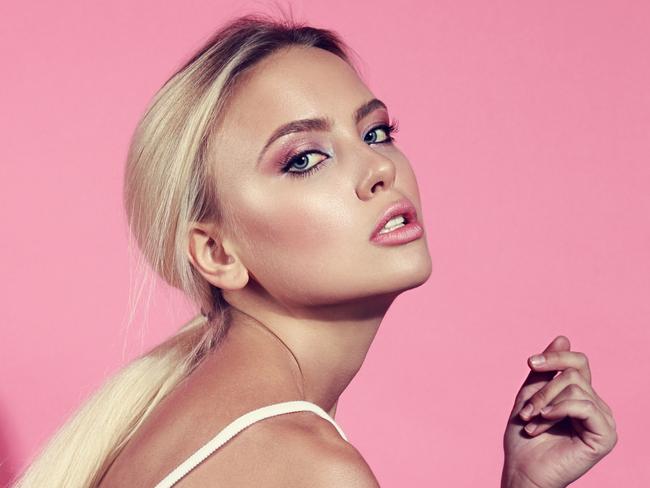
[
  {"xmin": 501, "ymin": 475, "xmax": 542, "ymax": 488},
  {"xmin": 501, "ymin": 465, "xmax": 566, "ymax": 488}
]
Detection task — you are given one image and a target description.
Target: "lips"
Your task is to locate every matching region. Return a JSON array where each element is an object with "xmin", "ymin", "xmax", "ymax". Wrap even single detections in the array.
[{"xmin": 370, "ymin": 197, "xmax": 418, "ymax": 240}]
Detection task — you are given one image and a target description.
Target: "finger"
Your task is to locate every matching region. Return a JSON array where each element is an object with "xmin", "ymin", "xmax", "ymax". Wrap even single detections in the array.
[
  {"xmin": 521, "ymin": 335, "xmax": 570, "ymax": 387},
  {"xmin": 522, "ymin": 383, "xmax": 592, "ymax": 436},
  {"xmin": 527, "ymin": 350, "xmax": 592, "ymax": 384},
  {"xmin": 537, "ymin": 399, "xmax": 617, "ymax": 453},
  {"xmin": 526, "ymin": 349, "xmax": 616, "ymax": 418},
  {"xmin": 514, "ymin": 335, "xmax": 570, "ymax": 408},
  {"xmin": 524, "ymin": 384, "xmax": 616, "ymax": 436},
  {"xmin": 519, "ymin": 367, "xmax": 586, "ymax": 420}
]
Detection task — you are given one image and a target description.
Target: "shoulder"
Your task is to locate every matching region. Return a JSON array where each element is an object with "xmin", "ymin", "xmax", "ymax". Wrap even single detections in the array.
[
  {"xmin": 307, "ymin": 441, "xmax": 381, "ymax": 487},
  {"xmin": 178, "ymin": 409, "xmax": 380, "ymax": 487},
  {"xmin": 276, "ymin": 412, "xmax": 381, "ymax": 487}
]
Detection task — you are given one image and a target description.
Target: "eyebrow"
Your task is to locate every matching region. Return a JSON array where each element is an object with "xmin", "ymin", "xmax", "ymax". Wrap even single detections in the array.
[{"xmin": 257, "ymin": 98, "xmax": 388, "ymax": 165}]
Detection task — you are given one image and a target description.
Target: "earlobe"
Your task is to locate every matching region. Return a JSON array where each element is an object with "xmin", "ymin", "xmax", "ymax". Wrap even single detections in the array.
[{"xmin": 187, "ymin": 223, "xmax": 249, "ymax": 291}]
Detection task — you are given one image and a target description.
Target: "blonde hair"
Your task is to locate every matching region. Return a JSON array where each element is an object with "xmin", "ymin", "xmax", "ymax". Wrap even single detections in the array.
[{"xmin": 11, "ymin": 10, "xmax": 362, "ymax": 488}]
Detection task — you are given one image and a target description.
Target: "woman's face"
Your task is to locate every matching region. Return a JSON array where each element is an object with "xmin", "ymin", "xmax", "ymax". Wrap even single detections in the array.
[{"xmin": 209, "ymin": 46, "xmax": 432, "ymax": 309}]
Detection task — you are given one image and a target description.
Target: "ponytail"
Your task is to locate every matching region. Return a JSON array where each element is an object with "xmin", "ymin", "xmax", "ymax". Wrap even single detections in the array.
[
  {"xmin": 11, "ymin": 11, "xmax": 358, "ymax": 487},
  {"xmin": 11, "ymin": 309, "xmax": 230, "ymax": 487}
]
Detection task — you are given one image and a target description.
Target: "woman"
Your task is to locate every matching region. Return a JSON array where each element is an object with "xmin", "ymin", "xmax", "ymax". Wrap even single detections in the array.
[{"xmin": 12, "ymin": 12, "xmax": 617, "ymax": 488}]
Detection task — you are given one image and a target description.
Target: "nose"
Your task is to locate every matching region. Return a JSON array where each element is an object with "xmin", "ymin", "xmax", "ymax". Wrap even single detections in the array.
[{"xmin": 355, "ymin": 148, "xmax": 397, "ymax": 201}]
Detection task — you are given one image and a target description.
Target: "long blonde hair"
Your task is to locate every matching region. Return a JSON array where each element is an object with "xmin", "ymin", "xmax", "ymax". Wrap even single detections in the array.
[{"xmin": 11, "ymin": 11, "xmax": 362, "ymax": 488}]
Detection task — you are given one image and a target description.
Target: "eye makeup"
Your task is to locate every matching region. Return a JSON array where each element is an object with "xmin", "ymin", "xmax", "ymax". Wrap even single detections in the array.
[{"xmin": 276, "ymin": 119, "xmax": 400, "ymax": 179}]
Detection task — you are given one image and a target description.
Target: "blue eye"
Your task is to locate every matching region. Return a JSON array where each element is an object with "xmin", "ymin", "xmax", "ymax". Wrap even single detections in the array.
[
  {"xmin": 280, "ymin": 120, "xmax": 400, "ymax": 179},
  {"xmin": 281, "ymin": 151, "xmax": 329, "ymax": 178},
  {"xmin": 364, "ymin": 122, "xmax": 399, "ymax": 144}
]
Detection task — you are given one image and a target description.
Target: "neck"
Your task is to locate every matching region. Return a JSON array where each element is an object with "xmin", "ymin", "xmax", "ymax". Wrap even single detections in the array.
[{"xmin": 222, "ymin": 288, "xmax": 397, "ymax": 417}]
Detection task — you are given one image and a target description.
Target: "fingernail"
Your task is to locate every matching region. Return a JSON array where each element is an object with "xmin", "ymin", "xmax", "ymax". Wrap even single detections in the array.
[
  {"xmin": 540, "ymin": 405, "xmax": 553, "ymax": 414},
  {"xmin": 520, "ymin": 403, "xmax": 534, "ymax": 419},
  {"xmin": 529, "ymin": 354, "xmax": 545, "ymax": 366},
  {"xmin": 525, "ymin": 423, "xmax": 536, "ymax": 434}
]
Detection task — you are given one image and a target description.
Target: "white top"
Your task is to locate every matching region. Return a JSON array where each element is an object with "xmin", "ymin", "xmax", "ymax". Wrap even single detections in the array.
[{"xmin": 153, "ymin": 400, "xmax": 348, "ymax": 488}]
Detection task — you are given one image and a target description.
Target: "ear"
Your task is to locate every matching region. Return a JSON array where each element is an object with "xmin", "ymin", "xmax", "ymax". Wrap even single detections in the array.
[{"xmin": 187, "ymin": 221, "xmax": 249, "ymax": 290}]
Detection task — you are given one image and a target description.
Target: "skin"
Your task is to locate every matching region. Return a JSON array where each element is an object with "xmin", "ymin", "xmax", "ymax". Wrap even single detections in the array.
[
  {"xmin": 188, "ymin": 45, "xmax": 432, "ymax": 419},
  {"xmin": 99, "ymin": 45, "xmax": 432, "ymax": 488},
  {"xmin": 502, "ymin": 335, "xmax": 618, "ymax": 488},
  {"xmin": 100, "ymin": 46, "xmax": 617, "ymax": 487}
]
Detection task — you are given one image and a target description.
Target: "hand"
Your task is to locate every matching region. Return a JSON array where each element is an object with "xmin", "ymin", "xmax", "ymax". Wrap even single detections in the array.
[{"xmin": 501, "ymin": 335, "xmax": 618, "ymax": 488}]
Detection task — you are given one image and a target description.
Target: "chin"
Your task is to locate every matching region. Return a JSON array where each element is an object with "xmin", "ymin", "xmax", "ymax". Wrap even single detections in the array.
[
  {"xmin": 404, "ymin": 260, "xmax": 433, "ymax": 290},
  {"xmin": 378, "ymin": 254, "xmax": 433, "ymax": 296}
]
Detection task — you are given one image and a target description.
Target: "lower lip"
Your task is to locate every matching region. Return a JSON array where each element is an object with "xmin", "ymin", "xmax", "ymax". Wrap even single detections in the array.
[{"xmin": 370, "ymin": 221, "xmax": 424, "ymax": 246}]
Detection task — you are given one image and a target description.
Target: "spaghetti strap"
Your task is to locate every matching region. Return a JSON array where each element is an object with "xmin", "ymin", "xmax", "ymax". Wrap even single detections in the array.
[{"xmin": 153, "ymin": 400, "xmax": 348, "ymax": 488}]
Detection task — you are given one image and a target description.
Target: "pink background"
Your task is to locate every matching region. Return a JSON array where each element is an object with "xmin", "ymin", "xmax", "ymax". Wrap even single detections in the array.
[{"xmin": 1, "ymin": 1, "xmax": 648, "ymax": 486}]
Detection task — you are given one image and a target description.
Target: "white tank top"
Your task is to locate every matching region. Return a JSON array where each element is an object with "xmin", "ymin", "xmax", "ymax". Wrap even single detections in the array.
[{"xmin": 153, "ymin": 400, "xmax": 348, "ymax": 488}]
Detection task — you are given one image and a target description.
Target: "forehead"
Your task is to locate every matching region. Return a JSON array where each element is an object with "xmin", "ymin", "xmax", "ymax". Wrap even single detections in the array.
[
  {"xmin": 211, "ymin": 46, "xmax": 374, "ymax": 162},
  {"xmin": 233, "ymin": 46, "xmax": 369, "ymax": 121}
]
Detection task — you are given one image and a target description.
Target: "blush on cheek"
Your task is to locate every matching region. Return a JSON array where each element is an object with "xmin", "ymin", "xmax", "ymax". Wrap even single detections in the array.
[
  {"xmin": 238, "ymin": 185, "xmax": 354, "ymax": 266},
  {"xmin": 260, "ymin": 205, "xmax": 340, "ymax": 250}
]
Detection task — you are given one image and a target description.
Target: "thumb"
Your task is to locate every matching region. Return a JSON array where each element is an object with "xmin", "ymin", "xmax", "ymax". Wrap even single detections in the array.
[
  {"xmin": 541, "ymin": 334, "xmax": 571, "ymax": 355},
  {"xmin": 520, "ymin": 334, "xmax": 571, "ymax": 388}
]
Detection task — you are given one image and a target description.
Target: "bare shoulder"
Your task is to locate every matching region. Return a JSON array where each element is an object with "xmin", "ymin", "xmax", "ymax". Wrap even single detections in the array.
[
  {"xmin": 304, "ymin": 439, "xmax": 381, "ymax": 487},
  {"xmin": 280, "ymin": 412, "xmax": 381, "ymax": 487},
  {"xmin": 176, "ymin": 410, "xmax": 380, "ymax": 487}
]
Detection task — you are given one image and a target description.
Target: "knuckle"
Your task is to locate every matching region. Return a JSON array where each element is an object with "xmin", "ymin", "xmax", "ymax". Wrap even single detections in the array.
[
  {"xmin": 577, "ymin": 351, "xmax": 590, "ymax": 368},
  {"xmin": 605, "ymin": 433, "xmax": 618, "ymax": 454},
  {"xmin": 567, "ymin": 383, "xmax": 584, "ymax": 396},
  {"xmin": 598, "ymin": 395, "xmax": 612, "ymax": 409},
  {"xmin": 563, "ymin": 367, "xmax": 580, "ymax": 382},
  {"xmin": 611, "ymin": 431, "xmax": 619, "ymax": 448},
  {"xmin": 603, "ymin": 402, "xmax": 614, "ymax": 416},
  {"xmin": 530, "ymin": 389, "xmax": 548, "ymax": 408},
  {"xmin": 584, "ymin": 399, "xmax": 597, "ymax": 411}
]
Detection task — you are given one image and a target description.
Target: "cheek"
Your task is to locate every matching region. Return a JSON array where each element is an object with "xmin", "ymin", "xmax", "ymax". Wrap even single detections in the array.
[
  {"xmin": 238, "ymin": 190, "xmax": 360, "ymax": 302},
  {"xmin": 236, "ymin": 187, "xmax": 350, "ymax": 265}
]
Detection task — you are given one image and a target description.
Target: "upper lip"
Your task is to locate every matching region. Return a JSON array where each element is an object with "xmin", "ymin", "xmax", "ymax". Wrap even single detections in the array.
[{"xmin": 370, "ymin": 197, "xmax": 418, "ymax": 239}]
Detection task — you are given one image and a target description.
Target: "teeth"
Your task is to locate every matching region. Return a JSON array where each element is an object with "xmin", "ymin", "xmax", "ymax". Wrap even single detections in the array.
[{"xmin": 378, "ymin": 214, "xmax": 406, "ymax": 234}]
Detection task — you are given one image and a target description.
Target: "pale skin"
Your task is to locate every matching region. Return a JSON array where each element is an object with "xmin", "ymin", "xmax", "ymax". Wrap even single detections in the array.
[
  {"xmin": 502, "ymin": 335, "xmax": 618, "ymax": 488},
  {"xmin": 99, "ymin": 46, "xmax": 616, "ymax": 487}
]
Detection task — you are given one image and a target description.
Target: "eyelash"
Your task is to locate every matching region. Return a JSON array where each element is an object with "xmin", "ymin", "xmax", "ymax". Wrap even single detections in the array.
[{"xmin": 280, "ymin": 120, "xmax": 400, "ymax": 179}]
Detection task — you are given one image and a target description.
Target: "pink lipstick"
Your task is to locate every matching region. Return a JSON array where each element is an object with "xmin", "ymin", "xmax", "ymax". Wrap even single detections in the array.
[{"xmin": 370, "ymin": 198, "xmax": 424, "ymax": 246}]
